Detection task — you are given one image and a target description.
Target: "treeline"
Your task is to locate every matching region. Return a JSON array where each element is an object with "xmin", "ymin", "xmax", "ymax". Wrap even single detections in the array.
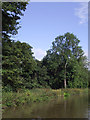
[
  {"xmin": 2, "ymin": 2, "xmax": 88, "ymax": 91},
  {"xmin": 2, "ymin": 33, "xmax": 89, "ymax": 91}
]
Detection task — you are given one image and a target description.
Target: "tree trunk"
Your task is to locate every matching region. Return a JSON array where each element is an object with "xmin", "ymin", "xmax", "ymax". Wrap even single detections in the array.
[{"xmin": 64, "ymin": 63, "xmax": 67, "ymax": 88}]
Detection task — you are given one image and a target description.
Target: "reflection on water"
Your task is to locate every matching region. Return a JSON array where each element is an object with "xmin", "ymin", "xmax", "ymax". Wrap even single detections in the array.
[{"xmin": 3, "ymin": 94, "xmax": 88, "ymax": 118}]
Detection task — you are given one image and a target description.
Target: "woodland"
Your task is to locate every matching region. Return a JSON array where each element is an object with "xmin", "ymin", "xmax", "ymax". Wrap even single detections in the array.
[{"xmin": 2, "ymin": 2, "xmax": 89, "ymax": 92}]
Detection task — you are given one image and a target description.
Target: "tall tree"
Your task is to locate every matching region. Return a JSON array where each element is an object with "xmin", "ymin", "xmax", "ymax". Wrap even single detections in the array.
[
  {"xmin": 2, "ymin": 2, "xmax": 28, "ymax": 41},
  {"xmin": 2, "ymin": 2, "xmax": 29, "ymax": 91},
  {"xmin": 36, "ymin": 60, "xmax": 50, "ymax": 88},
  {"xmin": 2, "ymin": 40, "xmax": 37, "ymax": 91},
  {"xmin": 43, "ymin": 33, "xmax": 88, "ymax": 88}
]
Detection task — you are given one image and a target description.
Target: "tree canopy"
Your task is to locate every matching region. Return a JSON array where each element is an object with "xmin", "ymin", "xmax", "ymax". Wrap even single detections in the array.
[
  {"xmin": 2, "ymin": 2, "xmax": 28, "ymax": 41},
  {"xmin": 2, "ymin": 3, "xmax": 88, "ymax": 91},
  {"xmin": 42, "ymin": 33, "xmax": 88, "ymax": 89}
]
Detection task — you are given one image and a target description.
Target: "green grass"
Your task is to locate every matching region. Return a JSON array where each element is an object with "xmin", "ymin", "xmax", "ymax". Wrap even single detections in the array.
[
  {"xmin": 2, "ymin": 88, "xmax": 88, "ymax": 112},
  {"xmin": 61, "ymin": 88, "xmax": 88, "ymax": 96},
  {"xmin": 2, "ymin": 88, "xmax": 57, "ymax": 111}
]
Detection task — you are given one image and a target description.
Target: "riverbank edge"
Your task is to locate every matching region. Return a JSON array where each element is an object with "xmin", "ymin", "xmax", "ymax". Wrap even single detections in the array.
[{"xmin": 2, "ymin": 88, "xmax": 88, "ymax": 112}]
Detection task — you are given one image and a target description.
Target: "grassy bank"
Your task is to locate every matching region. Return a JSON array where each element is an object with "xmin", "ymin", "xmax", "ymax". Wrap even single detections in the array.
[
  {"xmin": 2, "ymin": 88, "xmax": 88, "ymax": 112},
  {"xmin": 2, "ymin": 88, "xmax": 57, "ymax": 111},
  {"xmin": 54, "ymin": 88, "xmax": 88, "ymax": 96}
]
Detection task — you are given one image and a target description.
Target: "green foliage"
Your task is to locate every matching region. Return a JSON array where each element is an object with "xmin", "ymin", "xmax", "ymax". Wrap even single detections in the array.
[
  {"xmin": 2, "ymin": 2, "xmax": 88, "ymax": 91},
  {"xmin": 2, "ymin": 89, "xmax": 57, "ymax": 109},
  {"xmin": 2, "ymin": 41, "xmax": 37, "ymax": 90},
  {"xmin": 2, "ymin": 84, "xmax": 13, "ymax": 92},
  {"xmin": 2, "ymin": 3, "xmax": 89, "ymax": 113},
  {"xmin": 64, "ymin": 92, "xmax": 70, "ymax": 97},
  {"xmin": 2, "ymin": 88, "xmax": 88, "ymax": 111},
  {"xmin": 35, "ymin": 60, "xmax": 50, "ymax": 88},
  {"xmin": 2, "ymin": 2, "xmax": 28, "ymax": 40},
  {"xmin": 2, "ymin": 32, "xmax": 88, "ymax": 91},
  {"xmin": 60, "ymin": 88, "xmax": 88, "ymax": 96},
  {"xmin": 42, "ymin": 33, "xmax": 88, "ymax": 89}
]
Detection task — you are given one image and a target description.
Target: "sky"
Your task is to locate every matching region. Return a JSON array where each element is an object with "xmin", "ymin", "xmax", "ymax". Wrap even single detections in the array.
[{"xmin": 14, "ymin": 2, "xmax": 88, "ymax": 61}]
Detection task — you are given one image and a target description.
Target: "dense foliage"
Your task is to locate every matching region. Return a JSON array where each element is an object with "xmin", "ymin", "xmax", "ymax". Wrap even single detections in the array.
[
  {"xmin": 42, "ymin": 33, "xmax": 88, "ymax": 89},
  {"xmin": 2, "ymin": 2, "xmax": 28, "ymax": 40},
  {"xmin": 2, "ymin": 2, "xmax": 88, "ymax": 92}
]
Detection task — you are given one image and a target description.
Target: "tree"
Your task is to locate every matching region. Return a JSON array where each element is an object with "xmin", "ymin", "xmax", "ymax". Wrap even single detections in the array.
[
  {"xmin": 67, "ymin": 56, "xmax": 88, "ymax": 88},
  {"xmin": 2, "ymin": 2, "xmax": 28, "ymax": 41},
  {"xmin": 2, "ymin": 2, "xmax": 29, "ymax": 91},
  {"xmin": 2, "ymin": 40, "xmax": 37, "ymax": 91},
  {"xmin": 43, "ymin": 33, "xmax": 88, "ymax": 89},
  {"xmin": 43, "ymin": 52, "xmax": 61, "ymax": 89},
  {"xmin": 36, "ymin": 60, "xmax": 50, "ymax": 88}
]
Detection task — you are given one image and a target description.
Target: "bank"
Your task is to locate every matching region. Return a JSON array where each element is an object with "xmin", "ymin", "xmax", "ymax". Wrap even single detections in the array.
[{"xmin": 2, "ymin": 88, "xmax": 88, "ymax": 112}]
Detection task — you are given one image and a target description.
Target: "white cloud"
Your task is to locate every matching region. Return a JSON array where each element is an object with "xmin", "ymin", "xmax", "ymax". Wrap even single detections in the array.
[
  {"xmin": 32, "ymin": 48, "xmax": 46, "ymax": 61},
  {"xmin": 75, "ymin": 3, "xmax": 88, "ymax": 24},
  {"xmin": 84, "ymin": 51, "xmax": 88, "ymax": 57}
]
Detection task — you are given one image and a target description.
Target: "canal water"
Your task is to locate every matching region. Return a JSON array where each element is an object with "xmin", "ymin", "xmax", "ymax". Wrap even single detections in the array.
[{"xmin": 3, "ymin": 93, "xmax": 89, "ymax": 118}]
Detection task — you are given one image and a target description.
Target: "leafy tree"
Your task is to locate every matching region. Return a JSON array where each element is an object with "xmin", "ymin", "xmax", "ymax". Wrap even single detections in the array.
[
  {"xmin": 43, "ymin": 53, "xmax": 61, "ymax": 89},
  {"xmin": 43, "ymin": 33, "xmax": 88, "ymax": 89},
  {"xmin": 2, "ymin": 2, "xmax": 88, "ymax": 90},
  {"xmin": 3, "ymin": 40, "xmax": 37, "ymax": 91},
  {"xmin": 2, "ymin": 2, "xmax": 29, "ymax": 91},
  {"xmin": 2, "ymin": 2, "xmax": 28, "ymax": 40},
  {"xmin": 67, "ymin": 56, "xmax": 88, "ymax": 88},
  {"xmin": 36, "ymin": 60, "xmax": 50, "ymax": 88}
]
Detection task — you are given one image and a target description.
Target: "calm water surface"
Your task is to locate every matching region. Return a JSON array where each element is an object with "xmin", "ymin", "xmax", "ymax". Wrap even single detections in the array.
[{"xmin": 3, "ymin": 93, "xmax": 89, "ymax": 118}]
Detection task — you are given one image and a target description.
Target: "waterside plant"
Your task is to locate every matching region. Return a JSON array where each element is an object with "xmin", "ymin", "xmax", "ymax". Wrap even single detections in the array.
[{"xmin": 2, "ymin": 88, "xmax": 88, "ymax": 112}]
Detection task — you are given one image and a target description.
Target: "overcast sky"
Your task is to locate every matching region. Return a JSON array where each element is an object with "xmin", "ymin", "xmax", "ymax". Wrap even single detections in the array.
[{"xmin": 14, "ymin": 2, "xmax": 88, "ymax": 61}]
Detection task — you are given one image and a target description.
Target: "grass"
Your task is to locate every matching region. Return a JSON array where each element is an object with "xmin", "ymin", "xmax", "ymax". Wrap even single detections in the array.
[
  {"xmin": 2, "ymin": 88, "xmax": 57, "ymax": 111},
  {"xmin": 60, "ymin": 88, "xmax": 88, "ymax": 96},
  {"xmin": 2, "ymin": 88, "xmax": 88, "ymax": 112}
]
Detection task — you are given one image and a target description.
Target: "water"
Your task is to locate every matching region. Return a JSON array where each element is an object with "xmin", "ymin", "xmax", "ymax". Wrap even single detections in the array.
[{"xmin": 3, "ymin": 93, "xmax": 88, "ymax": 118}]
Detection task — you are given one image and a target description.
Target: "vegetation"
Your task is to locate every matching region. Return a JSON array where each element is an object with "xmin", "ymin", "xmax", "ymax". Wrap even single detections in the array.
[
  {"xmin": 2, "ymin": 32, "xmax": 88, "ymax": 91},
  {"xmin": 2, "ymin": 2, "xmax": 88, "ymax": 92},
  {"xmin": 2, "ymin": 2, "xmax": 28, "ymax": 40},
  {"xmin": 42, "ymin": 33, "xmax": 88, "ymax": 89},
  {"xmin": 2, "ymin": 88, "xmax": 88, "ymax": 112},
  {"xmin": 2, "ymin": 2, "xmax": 89, "ymax": 111},
  {"xmin": 2, "ymin": 89, "xmax": 57, "ymax": 111}
]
